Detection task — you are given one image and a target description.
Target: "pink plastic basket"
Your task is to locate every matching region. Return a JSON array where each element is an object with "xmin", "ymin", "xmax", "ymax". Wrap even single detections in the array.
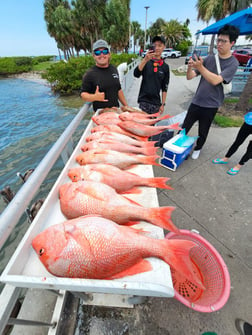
[{"xmin": 165, "ymin": 229, "xmax": 231, "ymax": 313}]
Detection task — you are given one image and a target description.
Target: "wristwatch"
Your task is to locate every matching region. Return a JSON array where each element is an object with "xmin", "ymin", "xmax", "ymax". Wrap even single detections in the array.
[{"xmin": 162, "ymin": 103, "xmax": 166, "ymax": 106}]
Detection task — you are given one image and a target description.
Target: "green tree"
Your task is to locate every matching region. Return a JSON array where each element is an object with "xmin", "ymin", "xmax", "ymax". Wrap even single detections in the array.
[
  {"xmin": 162, "ymin": 19, "xmax": 189, "ymax": 48},
  {"xmin": 131, "ymin": 21, "xmax": 144, "ymax": 53},
  {"xmin": 71, "ymin": 0, "xmax": 107, "ymax": 51},
  {"xmin": 148, "ymin": 18, "xmax": 166, "ymax": 39},
  {"xmin": 44, "ymin": 0, "xmax": 71, "ymax": 59},
  {"xmin": 103, "ymin": 0, "xmax": 130, "ymax": 51}
]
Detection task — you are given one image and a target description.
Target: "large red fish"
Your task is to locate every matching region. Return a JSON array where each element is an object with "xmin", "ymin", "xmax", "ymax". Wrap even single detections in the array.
[
  {"xmin": 117, "ymin": 120, "xmax": 181, "ymax": 137},
  {"xmin": 68, "ymin": 164, "xmax": 173, "ymax": 193},
  {"xmin": 81, "ymin": 139, "xmax": 158, "ymax": 156},
  {"xmin": 91, "ymin": 124, "xmax": 148, "ymax": 141},
  {"xmin": 86, "ymin": 131, "xmax": 156, "ymax": 148},
  {"xmin": 119, "ymin": 112, "xmax": 172, "ymax": 125},
  {"xmin": 75, "ymin": 149, "xmax": 159, "ymax": 169},
  {"xmin": 32, "ymin": 215, "xmax": 204, "ymax": 290},
  {"xmin": 92, "ymin": 112, "xmax": 120, "ymax": 125},
  {"xmin": 59, "ymin": 181, "xmax": 178, "ymax": 232}
]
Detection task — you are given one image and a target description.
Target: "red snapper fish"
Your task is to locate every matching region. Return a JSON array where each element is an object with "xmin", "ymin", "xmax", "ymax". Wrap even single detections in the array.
[
  {"xmin": 118, "ymin": 121, "xmax": 182, "ymax": 137},
  {"xmin": 120, "ymin": 106, "xmax": 148, "ymax": 114},
  {"xmin": 32, "ymin": 215, "xmax": 204, "ymax": 290},
  {"xmin": 92, "ymin": 112, "xmax": 120, "ymax": 125},
  {"xmin": 68, "ymin": 164, "xmax": 173, "ymax": 193},
  {"xmin": 81, "ymin": 139, "xmax": 158, "ymax": 156},
  {"xmin": 119, "ymin": 112, "xmax": 172, "ymax": 125},
  {"xmin": 86, "ymin": 131, "xmax": 156, "ymax": 148},
  {"xmin": 91, "ymin": 124, "xmax": 148, "ymax": 141},
  {"xmin": 59, "ymin": 181, "xmax": 178, "ymax": 232},
  {"xmin": 75, "ymin": 149, "xmax": 159, "ymax": 169}
]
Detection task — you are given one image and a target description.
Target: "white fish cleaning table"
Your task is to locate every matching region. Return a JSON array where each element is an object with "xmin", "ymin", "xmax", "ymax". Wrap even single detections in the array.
[{"xmin": 1, "ymin": 111, "xmax": 174, "ymax": 308}]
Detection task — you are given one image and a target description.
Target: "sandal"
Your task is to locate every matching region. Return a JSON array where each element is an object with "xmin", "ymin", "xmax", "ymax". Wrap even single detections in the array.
[
  {"xmin": 212, "ymin": 158, "xmax": 228, "ymax": 164},
  {"xmin": 227, "ymin": 168, "xmax": 240, "ymax": 175}
]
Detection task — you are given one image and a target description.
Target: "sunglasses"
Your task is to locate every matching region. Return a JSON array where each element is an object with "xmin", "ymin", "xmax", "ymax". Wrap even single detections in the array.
[{"xmin": 94, "ymin": 49, "xmax": 109, "ymax": 56}]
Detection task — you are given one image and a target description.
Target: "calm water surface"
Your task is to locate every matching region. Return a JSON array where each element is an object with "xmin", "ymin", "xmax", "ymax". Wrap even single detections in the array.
[{"xmin": 0, "ymin": 78, "xmax": 91, "ymax": 285}]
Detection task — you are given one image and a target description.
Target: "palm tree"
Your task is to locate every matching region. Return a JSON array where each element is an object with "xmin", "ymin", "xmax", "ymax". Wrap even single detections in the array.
[
  {"xmin": 162, "ymin": 20, "xmax": 188, "ymax": 48},
  {"xmin": 44, "ymin": 0, "xmax": 71, "ymax": 58},
  {"xmin": 131, "ymin": 21, "xmax": 143, "ymax": 53}
]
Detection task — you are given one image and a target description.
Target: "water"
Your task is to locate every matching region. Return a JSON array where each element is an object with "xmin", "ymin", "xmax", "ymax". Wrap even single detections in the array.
[{"xmin": 0, "ymin": 77, "xmax": 91, "ymax": 286}]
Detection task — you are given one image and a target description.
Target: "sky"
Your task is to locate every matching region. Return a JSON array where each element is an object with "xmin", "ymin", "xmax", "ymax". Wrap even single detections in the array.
[{"xmin": 0, "ymin": 0, "xmax": 248, "ymax": 57}]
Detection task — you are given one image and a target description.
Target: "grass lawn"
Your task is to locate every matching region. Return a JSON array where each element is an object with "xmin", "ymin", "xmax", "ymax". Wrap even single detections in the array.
[{"xmin": 32, "ymin": 61, "xmax": 54, "ymax": 71}]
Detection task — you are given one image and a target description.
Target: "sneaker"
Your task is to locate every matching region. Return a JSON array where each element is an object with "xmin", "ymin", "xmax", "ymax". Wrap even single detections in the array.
[
  {"xmin": 191, "ymin": 150, "xmax": 201, "ymax": 159},
  {"xmin": 235, "ymin": 318, "xmax": 252, "ymax": 335}
]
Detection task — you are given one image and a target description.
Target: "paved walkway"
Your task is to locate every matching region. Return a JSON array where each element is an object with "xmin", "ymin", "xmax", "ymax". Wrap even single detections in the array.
[{"xmin": 123, "ymin": 67, "xmax": 252, "ymax": 335}]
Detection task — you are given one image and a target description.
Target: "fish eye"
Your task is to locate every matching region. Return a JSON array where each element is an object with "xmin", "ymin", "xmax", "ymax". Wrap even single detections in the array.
[
  {"xmin": 39, "ymin": 248, "xmax": 44, "ymax": 256},
  {"xmin": 73, "ymin": 175, "xmax": 77, "ymax": 180}
]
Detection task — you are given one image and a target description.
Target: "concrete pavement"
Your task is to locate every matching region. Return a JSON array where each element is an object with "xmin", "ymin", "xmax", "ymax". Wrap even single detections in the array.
[{"xmin": 121, "ymin": 62, "xmax": 252, "ymax": 335}]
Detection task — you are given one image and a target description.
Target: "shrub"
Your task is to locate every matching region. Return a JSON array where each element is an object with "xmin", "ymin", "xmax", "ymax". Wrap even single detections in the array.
[
  {"xmin": 43, "ymin": 53, "xmax": 138, "ymax": 94},
  {"xmin": 0, "ymin": 57, "xmax": 32, "ymax": 74}
]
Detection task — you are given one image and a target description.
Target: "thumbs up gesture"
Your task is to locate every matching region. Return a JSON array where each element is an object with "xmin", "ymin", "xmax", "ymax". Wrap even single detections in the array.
[{"xmin": 94, "ymin": 85, "xmax": 108, "ymax": 102}]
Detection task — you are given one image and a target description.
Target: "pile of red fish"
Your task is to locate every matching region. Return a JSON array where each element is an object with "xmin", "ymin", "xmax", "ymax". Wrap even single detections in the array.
[{"xmin": 32, "ymin": 106, "xmax": 204, "ymax": 290}]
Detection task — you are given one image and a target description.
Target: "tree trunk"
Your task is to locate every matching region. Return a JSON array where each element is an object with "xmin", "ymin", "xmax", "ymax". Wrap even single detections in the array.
[
  {"xmin": 209, "ymin": 34, "xmax": 215, "ymax": 54},
  {"xmin": 235, "ymin": 71, "xmax": 252, "ymax": 112}
]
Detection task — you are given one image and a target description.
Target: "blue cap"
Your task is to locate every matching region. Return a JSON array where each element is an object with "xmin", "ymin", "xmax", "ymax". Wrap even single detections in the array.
[{"xmin": 244, "ymin": 111, "xmax": 252, "ymax": 125}]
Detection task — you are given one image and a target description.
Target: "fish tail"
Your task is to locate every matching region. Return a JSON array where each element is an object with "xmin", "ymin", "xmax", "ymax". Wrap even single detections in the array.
[
  {"xmin": 145, "ymin": 177, "xmax": 173, "ymax": 190},
  {"xmin": 139, "ymin": 155, "xmax": 160, "ymax": 166},
  {"xmin": 162, "ymin": 239, "xmax": 205, "ymax": 290},
  {"xmin": 144, "ymin": 140, "xmax": 158, "ymax": 147},
  {"xmin": 151, "ymin": 111, "xmax": 161, "ymax": 117},
  {"xmin": 148, "ymin": 206, "xmax": 179, "ymax": 232},
  {"xmin": 159, "ymin": 114, "xmax": 172, "ymax": 121},
  {"xmin": 167, "ymin": 122, "xmax": 182, "ymax": 131},
  {"xmin": 142, "ymin": 146, "xmax": 159, "ymax": 156}
]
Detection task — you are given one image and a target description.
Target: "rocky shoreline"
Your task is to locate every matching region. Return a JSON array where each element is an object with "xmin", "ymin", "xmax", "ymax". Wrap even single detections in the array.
[{"xmin": 9, "ymin": 71, "xmax": 49, "ymax": 85}]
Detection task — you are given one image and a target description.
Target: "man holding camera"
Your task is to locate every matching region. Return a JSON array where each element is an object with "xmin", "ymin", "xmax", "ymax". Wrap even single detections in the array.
[
  {"xmin": 182, "ymin": 24, "xmax": 240, "ymax": 160},
  {"xmin": 134, "ymin": 36, "xmax": 170, "ymax": 115}
]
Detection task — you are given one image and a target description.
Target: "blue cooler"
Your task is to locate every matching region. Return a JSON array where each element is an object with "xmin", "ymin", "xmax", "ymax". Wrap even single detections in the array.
[{"xmin": 159, "ymin": 132, "xmax": 196, "ymax": 171}]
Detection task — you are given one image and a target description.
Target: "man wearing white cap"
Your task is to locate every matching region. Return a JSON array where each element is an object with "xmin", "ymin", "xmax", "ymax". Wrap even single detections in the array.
[{"xmin": 81, "ymin": 39, "xmax": 128, "ymax": 111}]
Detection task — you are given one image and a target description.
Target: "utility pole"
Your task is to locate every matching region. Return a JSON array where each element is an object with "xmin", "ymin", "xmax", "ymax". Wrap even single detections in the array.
[{"xmin": 144, "ymin": 6, "xmax": 150, "ymax": 50}]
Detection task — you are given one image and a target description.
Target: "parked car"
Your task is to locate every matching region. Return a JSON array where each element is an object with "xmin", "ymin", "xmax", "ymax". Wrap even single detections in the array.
[
  {"xmin": 162, "ymin": 48, "xmax": 181, "ymax": 58},
  {"xmin": 185, "ymin": 48, "xmax": 209, "ymax": 64},
  {"xmin": 232, "ymin": 49, "xmax": 252, "ymax": 66}
]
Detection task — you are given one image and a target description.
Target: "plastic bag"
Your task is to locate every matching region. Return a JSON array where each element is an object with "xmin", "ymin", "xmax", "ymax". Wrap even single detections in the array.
[{"xmin": 173, "ymin": 129, "xmax": 198, "ymax": 147}]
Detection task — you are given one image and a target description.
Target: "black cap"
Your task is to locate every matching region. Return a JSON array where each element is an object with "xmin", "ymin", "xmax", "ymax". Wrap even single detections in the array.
[{"xmin": 152, "ymin": 35, "xmax": 165, "ymax": 44}]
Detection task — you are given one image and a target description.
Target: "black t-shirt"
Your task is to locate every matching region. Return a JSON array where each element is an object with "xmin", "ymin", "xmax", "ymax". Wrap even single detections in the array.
[
  {"xmin": 134, "ymin": 59, "xmax": 170, "ymax": 106},
  {"xmin": 81, "ymin": 65, "xmax": 122, "ymax": 111}
]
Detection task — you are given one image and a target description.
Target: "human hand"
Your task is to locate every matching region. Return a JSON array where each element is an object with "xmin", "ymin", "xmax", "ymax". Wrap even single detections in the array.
[
  {"xmin": 94, "ymin": 85, "xmax": 108, "ymax": 102},
  {"xmin": 159, "ymin": 105, "xmax": 164, "ymax": 114},
  {"xmin": 144, "ymin": 50, "xmax": 155, "ymax": 61},
  {"xmin": 188, "ymin": 55, "xmax": 203, "ymax": 69}
]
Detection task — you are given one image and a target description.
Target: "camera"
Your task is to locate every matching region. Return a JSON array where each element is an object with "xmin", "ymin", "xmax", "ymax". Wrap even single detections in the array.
[
  {"xmin": 149, "ymin": 44, "xmax": 156, "ymax": 52},
  {"xmin": 192, "ymin": 49, "xmax": 201, "ymax": 61}
]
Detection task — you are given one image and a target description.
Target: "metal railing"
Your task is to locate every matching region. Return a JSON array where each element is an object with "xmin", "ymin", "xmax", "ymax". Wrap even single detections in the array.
[
  {"xmin": 0, "ymin": 103, "xmax": 90, "ymax": 250},
  {"xmin": 0, "ymin": 59, "xmax": 140, "ymax": 333}
]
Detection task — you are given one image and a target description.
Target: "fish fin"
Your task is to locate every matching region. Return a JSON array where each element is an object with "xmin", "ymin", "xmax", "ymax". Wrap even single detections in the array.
[
  {"xmin": 142, "ymin": 146, "xmax": 159, "ymax": 156},
  {"xmin": 107, "ymin": 259, "xmax": 152, "ymax": 279},
  {"xmin": 139, "ymin": 155, "xmax": 160, "ymax": 166},
  {"xmin": 163, "ymin": 239, "xmax": 205, "ymax": 290},
  {"xmin": 91, "ymin": 116, "xmax": 98, "ymax": 125},
  {"xmin": 119, "ymin": 187, "xmax": 142, "ymax": 195},
  {"xmin": 148, "ymin": 206, "xmax": 179, "ymax": 233},
  {"xmin": 122, "ymin": 220, "xmax": 141, "ymax": 226},
  {"xmin": 122, "ymin": 196, "xmax": 143, "ymax": 206},
  {"xmin": 144, "ymin": 177, "xmax": 173, "ymax": 190}
]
